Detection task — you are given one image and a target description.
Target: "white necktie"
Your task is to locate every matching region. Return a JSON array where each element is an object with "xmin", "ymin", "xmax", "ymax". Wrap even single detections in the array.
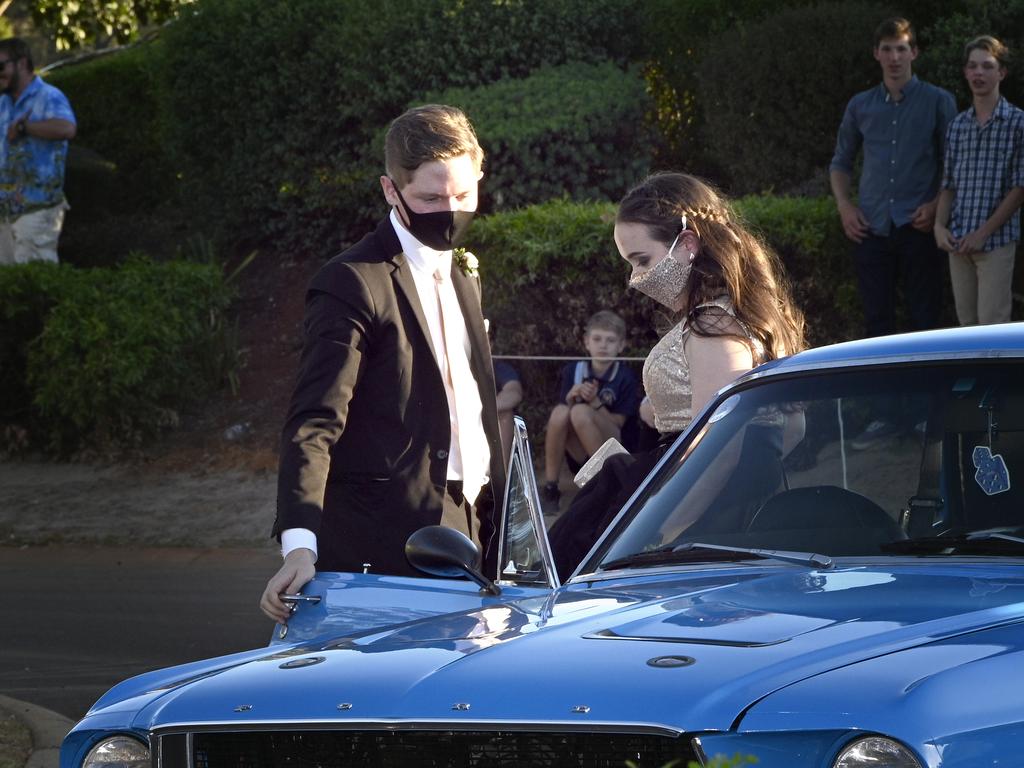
[{"xmin": 433, "ymin": 269, "xmax": 490, "ymax": 501}]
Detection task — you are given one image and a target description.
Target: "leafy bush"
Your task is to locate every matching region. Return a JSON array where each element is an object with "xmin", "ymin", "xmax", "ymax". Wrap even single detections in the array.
[
  {"xmin": 468, "ymin": 194, "xmax": 862, "ymax": 431},
  {"xmin": 46, "ymin": 41, "xmax": 173, "ymax": 210},
  {"xmin": 45, "ymin": 40, "xmax": 181, "ymax": 266},
  {"xmin": 467, "ymin": 198, "xmax": 649, "ymax": 431},
  {"xmin": 917, "ymin": 0, "xmax": 1024, "ymax": 108},
  {"xmin": 733, "ymin": 195, "xmax": 861, "ymax": 346},
  {"xmin": 637, "ymin": 0, "xmax": 983, "ymax": 189},
  {"xmin": 0, "ymin": 258, "xmax": 238, "ymax": 452},
  {"xmin": 638, "ymin": 0, "xmax": 818, "ymax": 179},
  {"xmin": 0, "ymin": 263, "xmax": 77, "ymax": 432},
  {"xmin": 158, "ymin": 0, "xmax": 641, "ymax": 256},
  {"xmin": 424, "ymin": 62, "xmax": 655, "ymax": 211},
  {"xmin": 696, "ymin": 1, "xmax": 896, "ymax": 194}
]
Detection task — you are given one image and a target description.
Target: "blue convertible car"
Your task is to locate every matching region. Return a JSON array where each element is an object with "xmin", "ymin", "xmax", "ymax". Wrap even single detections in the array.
[{"xmin": 62, "ymin": 325, "xmax": 1024, "ymax": 768}]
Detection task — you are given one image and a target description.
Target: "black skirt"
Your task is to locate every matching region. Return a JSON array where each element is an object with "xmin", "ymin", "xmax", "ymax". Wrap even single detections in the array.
[{"xmin": 548, "ymin": 434, "xmax": 678, "ymax": 579}]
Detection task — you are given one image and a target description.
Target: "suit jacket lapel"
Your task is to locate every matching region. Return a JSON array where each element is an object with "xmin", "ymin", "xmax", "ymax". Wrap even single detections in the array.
[{"xmin": 380, "ymin": 220, "xmax": 435, "ymax": 358}]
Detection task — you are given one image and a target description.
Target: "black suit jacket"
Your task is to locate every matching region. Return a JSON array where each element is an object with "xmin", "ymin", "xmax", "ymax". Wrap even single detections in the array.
[{"xmin": 272, "ymin": 217, "xmax": 506, "ymax": 577}]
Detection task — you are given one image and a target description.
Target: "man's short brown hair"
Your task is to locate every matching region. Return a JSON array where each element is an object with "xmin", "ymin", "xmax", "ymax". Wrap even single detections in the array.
[
  {"xmin": 384, "ymin": 104, "xmax": 483, "ymax": 188},
  {"xmin": 874, "ymin": 17, "xmax": 916, "ymax": 49},
  {"xmin": 964, "ymin": 35, "xmax": 1011, "ymax": 68}
]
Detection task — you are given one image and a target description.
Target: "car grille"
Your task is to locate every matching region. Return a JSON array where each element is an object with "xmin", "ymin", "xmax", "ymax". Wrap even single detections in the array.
[{"xmin": 157, "ymin": 729, "xmax": 698, "ymax": 768}]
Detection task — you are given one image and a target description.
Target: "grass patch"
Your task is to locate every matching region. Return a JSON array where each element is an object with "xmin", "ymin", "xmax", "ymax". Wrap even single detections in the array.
[{"xmin": 0, "ymin": 711, "xmax": 31, "ymax": 768}]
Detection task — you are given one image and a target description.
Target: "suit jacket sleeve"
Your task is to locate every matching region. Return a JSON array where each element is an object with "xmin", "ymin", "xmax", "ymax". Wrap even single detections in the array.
[{"xmin": 274, "ymin": 262, "xmax": 376, "ymax": 537}]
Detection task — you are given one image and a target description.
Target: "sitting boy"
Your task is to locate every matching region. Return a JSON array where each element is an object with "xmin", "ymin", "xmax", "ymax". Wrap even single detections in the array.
[{"xmin": 541, "ymin": 310, "xmax": 639, "ymax": 514}]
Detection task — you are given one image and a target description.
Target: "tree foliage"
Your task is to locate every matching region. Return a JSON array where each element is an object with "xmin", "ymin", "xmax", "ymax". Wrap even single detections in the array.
[{"xmin": 28, "ymin": 0, "xmax": 193, "ymax": 50}]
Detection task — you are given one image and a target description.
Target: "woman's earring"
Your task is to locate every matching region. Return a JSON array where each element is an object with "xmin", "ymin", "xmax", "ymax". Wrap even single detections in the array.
[{"xmin": 688, "ymin": 252, "xmax": 695, "ymax": 263}]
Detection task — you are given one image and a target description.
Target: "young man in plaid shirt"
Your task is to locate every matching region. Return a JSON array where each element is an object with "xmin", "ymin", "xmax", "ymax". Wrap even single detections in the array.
[{"xmin": 935, "ymin": 35, "xmax": 1024, "ymax": 326}]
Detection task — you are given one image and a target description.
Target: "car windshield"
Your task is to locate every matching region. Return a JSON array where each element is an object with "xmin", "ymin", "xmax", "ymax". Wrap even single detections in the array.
[{"xmin": 595, "ymin": 361, "xmax": 1024, "ymax": 570}]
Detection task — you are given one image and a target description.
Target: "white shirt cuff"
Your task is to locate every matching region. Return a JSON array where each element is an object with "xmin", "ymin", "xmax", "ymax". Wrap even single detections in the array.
[{"xmin": 281, "ymin": 528, "xmax": 318, "ymax": 561}]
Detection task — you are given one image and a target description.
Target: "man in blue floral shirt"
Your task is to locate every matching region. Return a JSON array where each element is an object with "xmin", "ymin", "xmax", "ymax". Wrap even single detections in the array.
[{"xmin": 0, "ymin": 37, "xmax": 76, "ymax": 264}]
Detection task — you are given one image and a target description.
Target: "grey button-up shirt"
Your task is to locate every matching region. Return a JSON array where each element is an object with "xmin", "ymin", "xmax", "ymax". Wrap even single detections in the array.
[{"xmin": 831, "ymin": 76, "xmax": 956, "ymax": 236}]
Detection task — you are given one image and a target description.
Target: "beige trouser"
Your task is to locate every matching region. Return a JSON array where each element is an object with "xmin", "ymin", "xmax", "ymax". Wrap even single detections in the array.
[
  {"xmin": 949, "ymin": 241, "xmax": 1017, "ymax": 326},
  {"xmin": 0, "ymin": 201, "xmax": 70, "ymax": 265}
]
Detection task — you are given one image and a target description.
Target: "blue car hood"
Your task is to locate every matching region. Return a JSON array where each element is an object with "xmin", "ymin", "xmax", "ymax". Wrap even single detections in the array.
[{"xmin": 98, "ymin": 563, "xmax": 1024, "ymax": 734}]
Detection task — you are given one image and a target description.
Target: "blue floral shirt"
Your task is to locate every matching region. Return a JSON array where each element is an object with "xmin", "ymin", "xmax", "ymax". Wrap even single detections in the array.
[{"xmin": 0, "ymin": 75, "xmax": 76, "ymax": 218}]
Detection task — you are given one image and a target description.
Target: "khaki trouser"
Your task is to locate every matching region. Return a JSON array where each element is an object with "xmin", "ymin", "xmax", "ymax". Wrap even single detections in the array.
[
  {"xmin": 0, "ymin": 201, "xmax": 70, "ymax": 265},
  {"xmin": 949, "ymin": 241, "xmax": 1017, "ymax": 326}
]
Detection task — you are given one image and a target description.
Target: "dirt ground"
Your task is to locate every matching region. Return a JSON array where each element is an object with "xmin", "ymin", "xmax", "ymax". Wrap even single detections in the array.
[
  {"xmin": 0, "ymin": 459, "xmax": 277, "ymax": 549},
  {"xmin": 1, "ymin": 249, "xmax": 321, "ymax": 551}
]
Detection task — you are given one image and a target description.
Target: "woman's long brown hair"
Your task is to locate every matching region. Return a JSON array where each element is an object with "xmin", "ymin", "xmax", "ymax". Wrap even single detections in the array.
[{"xmin": 617, "ymin": 172, "xmax": 806, "ymax": 360}]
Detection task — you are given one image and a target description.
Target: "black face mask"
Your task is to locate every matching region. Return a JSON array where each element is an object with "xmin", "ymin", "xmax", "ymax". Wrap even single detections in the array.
[{"xmin": 392, "ymin": 183, "xmax": 475, "ymax": 251}]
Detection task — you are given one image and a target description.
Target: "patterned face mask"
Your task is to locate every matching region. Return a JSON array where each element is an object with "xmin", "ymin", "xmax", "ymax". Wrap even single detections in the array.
[{"xmin": 628, "ymin": 224, "xmax": 693, "ymax": 309}]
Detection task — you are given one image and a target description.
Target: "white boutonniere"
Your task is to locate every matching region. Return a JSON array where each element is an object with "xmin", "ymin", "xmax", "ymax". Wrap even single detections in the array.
[{"xmin": 453, "ymin": 247, "xmax": 479, "ymax": 278}]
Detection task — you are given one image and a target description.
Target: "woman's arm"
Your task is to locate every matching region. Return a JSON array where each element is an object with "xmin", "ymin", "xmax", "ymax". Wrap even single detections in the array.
[{"xmin": 685, "ymin": 332, "xmax": 754, "ymax": 416}]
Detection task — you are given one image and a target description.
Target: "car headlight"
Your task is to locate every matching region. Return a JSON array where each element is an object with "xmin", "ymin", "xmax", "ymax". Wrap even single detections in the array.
[
  {"xmin": 834, "ymin": 736, "xmax": 922, "ymax": 768},
  {"xmin": 82, "ymin": 736, "xmax": 150, "ymax": 768}
]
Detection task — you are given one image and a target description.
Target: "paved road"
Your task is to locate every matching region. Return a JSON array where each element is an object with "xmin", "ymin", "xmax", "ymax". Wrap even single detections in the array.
[{"xmin": 0, "ymin": 545, "xmax": 281, "ymax": 722}]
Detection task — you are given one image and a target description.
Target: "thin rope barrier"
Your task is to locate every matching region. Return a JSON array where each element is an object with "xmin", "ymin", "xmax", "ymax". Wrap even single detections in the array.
[{"xmin": 492, "ymin": 355, "xmax": 646, "ymax": 362}]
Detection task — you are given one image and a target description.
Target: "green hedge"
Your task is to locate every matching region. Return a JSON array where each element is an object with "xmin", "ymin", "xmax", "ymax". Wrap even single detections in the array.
[
  {"xmin": 45, "ymin": 40, "xmax": 181, "ymax": 266},
  {"xmin": 158, "ymin": 0, "xmax": 641, "ymax": 256},
  {"xmin": 638, "ymin": 0, "xmax": 818, "ymax": 179},
  {"xmin": 468, "ymin": 194, "xmax": 861, "ymax": 430},
  {"xmin": 640, "ymin": 0, "xmax": 981, "ymax": 190},
  {"xmin": 45, "ymin": 41, "xmax": 172, "ymax": 208},
  {"xmin": 696, "ymin": 1, "xmax": 895, "ymax": 194},
  {"xmin": 918, "ymin": 0, "xmax": 1024, "ymax": 108},
  {"xmin": 0, "ymin": 258, "xmax": 238, "ymax": 452},
  {"xmin": 425, "ymin": 62, "xmax": 655, "ymax": 211}
]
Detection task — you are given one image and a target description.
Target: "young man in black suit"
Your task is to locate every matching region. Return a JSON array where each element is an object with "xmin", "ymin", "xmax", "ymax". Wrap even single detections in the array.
[{"xmin": 261, "ymin": 105, "xmax": 505, "ymax": 623}]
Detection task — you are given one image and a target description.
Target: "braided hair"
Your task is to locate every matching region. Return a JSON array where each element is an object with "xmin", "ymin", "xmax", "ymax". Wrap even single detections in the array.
[{"xmin": 616, "ymin": 172, "xmax": 805, "ymax": 360}]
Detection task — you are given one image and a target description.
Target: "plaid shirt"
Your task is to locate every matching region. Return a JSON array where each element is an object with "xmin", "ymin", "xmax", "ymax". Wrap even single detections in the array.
[{"xmin": 942, "ymin": 97, "xmax": 1024, "ymax": 250}]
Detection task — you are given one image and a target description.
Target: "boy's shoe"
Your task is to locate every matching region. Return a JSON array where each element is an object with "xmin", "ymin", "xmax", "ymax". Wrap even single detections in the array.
[
  {"xmin": 540, "ymin": 482, "xmax": 561, "ymax": 516},
  {"xmin": 850, "ymin": 419, "xmax": 899, "ymax": 450}
]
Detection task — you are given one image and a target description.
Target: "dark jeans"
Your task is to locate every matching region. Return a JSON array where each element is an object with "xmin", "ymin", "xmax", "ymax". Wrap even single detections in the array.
[{"xmin": 853, "ymin": 224, "xmax": 944, "ymax": 338}]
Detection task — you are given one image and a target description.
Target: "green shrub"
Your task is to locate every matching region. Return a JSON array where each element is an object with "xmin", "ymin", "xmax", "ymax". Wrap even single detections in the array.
[
  {"xmin": 917, "ymin": 0, "xmax": 1024, "ymax": 108},
  {"xmin": 733, "ymin": 195, "xmax": 861, "ymax": 346},
  {"xmin": 158, "ymin": 0, "xmax": 641, "ymax": 255},
  {"xmin": 45, "ymin": 40, "xmax": 180, "ymax": 266},
  {"xmin": 0, "ymin": 258, "xmax": 238, "ymax": 452},
  {"xmin": 468, "ymin": 194, "xmax": 861, "ymax": 432},
  {"xmin": 467, "ymin": 198, "xmax": 649, "ymax": 431},
  {"xmin": 638, "ymin": 0, "xmax": 816, "ymax": 179},
  {"xmin": 636, "ymin": 0, "xmax": 983, "ymax": 190},
  {"xmin": 46, "ymin": 42, "xmax": 172, "ymax": 205},
  {"xmin": 0, "ymin": 263, "xmax": 78, "ymax": 430},
  {"xmin": 696, "ymin": 1, "xmax": 896, "ymax": 194},
  {"xmin": 424, "ymin": 62, "xmax": 655, "ymax": 211}
]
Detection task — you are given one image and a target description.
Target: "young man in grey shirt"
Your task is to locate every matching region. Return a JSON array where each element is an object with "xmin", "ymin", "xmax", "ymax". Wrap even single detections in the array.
[{"xmin": 830, "ymin": 17, "xmax": 956, "ymax": 448}]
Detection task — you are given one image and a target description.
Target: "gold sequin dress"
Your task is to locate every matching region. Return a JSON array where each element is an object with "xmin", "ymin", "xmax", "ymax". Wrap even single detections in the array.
[{"xmin": 643, "ymin": 298, "xmax": 764, "ymax": 434}]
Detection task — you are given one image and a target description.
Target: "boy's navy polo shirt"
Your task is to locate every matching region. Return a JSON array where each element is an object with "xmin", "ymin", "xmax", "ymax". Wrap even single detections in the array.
[{"xmin": 557, "ymin": 360, "xmax": 640, "ymax": 416}]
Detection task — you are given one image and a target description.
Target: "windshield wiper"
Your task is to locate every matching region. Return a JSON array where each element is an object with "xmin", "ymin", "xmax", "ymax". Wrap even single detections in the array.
[
  {"xmin": 881, "ymin": 531, "xmax": 1024, "ymax": 556},
  {"xmin": 601, "ymin": 542, "xmax": 833, "ymax": 571}
]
